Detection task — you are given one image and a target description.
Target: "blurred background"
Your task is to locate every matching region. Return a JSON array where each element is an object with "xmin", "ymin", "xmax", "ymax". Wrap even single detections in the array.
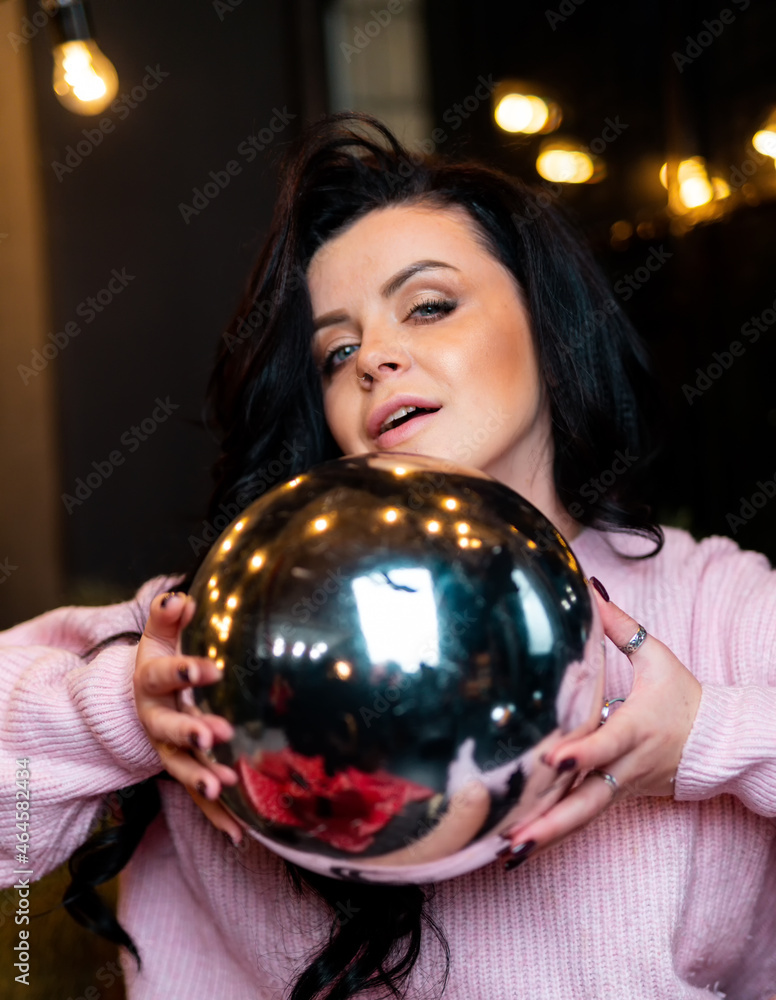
[{"xmin": 0, "ymin": 0, "xmax": 774, "ymax": 993}]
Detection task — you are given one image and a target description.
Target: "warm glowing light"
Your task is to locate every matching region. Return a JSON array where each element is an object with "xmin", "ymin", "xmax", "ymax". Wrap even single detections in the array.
[
  {"xmin": 610, "ymin": 220, "xmax": 633, "ymax": 242},
  {"xmin": 426, "ymin": 520, "xmax": 441, "ymax": 533},
  {"xmin": 334, "ymin": 660, "xmax": 352, "ymax": 680},
  {"xmin": 221, "ymin": 539, "xmax": 233, "ymax": 552},
  {"xmin": 394, "ymin": 466, "xmax": 407, "ymax": 476},
  {"xmin": 52, "ymin": 40, "xmax": 118, "ymax": 116},
  {"xmin": 660, "ymin": 157, "xmax": 715, "ymax": 209},
  {"xmin": 494, "ymin": 93, "xmax": 550, "ymax": 134},
  {"xmin": 287, "ymin": 478, "xmax": 301, "ymax": 488},
  {"xmin": 208, "ymin": 576, "xmax": 217, "ymax": 589},
  {"xmin": 384, "ymin": 508, "xmax": 399, "ymax": 523},
  {"xmin": 712, "ymin": 177, "xmax": 731, "ymax": 200},
  {"xmin": 250, "ymin": 552, "xmax": 264, "ymax": 570},
  {"xmin": 526, "ymin": 539, "xmax": 537, "ymax": 549},
  {"xmin": 216, "ymin": 658, "xmax": 225, "ymax": 671},
  {"xmin": 209, "ymin": 589, "xmax": 219, "ymax": 601},
  {"xmin": 456, "ymin": 522, "xmax": 470, "ymax": 535},
  {"xmin": 208, "ymin": 646, "xmax": 217, "ymax": 658},
  {"xmin": 753, "ymin": 129, "xmax": 776, "ymax": 159},
  {"xmin": 234, "ymin": 519, "xmax": 245, "ymax": 532},
  {"xmin": 469, "ymin": 538, "xmax": 482, "ymax": 548},
  {"xmin": 458, "ymin": 537, "xmax": 470, "ymax": 548},
  {"xmin": 226, "ymin": 595, "xmax": 238, "ymax": 610},
  {"xmin": 443, "ymin": 498, "xmax": 458, "ymax": 510},
  {"xmin": 313, "ymin": 517, "xmax": 329, "ymax": 532},
  {"xmin": 536, "ymin": 146, "xmax": 594, "ymax": 184}
]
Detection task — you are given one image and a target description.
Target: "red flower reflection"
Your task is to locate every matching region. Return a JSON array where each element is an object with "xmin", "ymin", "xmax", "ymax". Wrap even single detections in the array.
[{"xmin": 238, "ymin": 748, "xmax": 433, "ymax": 852}]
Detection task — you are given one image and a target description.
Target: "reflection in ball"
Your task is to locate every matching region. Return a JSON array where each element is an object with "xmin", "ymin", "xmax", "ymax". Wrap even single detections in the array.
[{"xmin": 180, "ymin": 453, "xmax": 604, "ymax": 883}]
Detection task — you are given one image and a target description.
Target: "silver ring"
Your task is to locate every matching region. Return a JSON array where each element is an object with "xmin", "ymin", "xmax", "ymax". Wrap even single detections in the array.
[
  {"xmin": 589, "ymin": 769, "xmax": 618, "ymax": 794},
  {"xmin": 617, "ymin": 625, "xmax": 647, "ymax": 656},
  {"xmin": 356, "ymin": 374, "xmax": 370, "ymax": 382},
  {"xmin": 599, "ymin": 697, "xmax": 626, "ymax": 725}
]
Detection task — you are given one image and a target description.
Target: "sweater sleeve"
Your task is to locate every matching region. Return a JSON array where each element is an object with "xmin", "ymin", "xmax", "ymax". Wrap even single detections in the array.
[
  {"xmin": 674, "ymin": 536, "xmax": 776, "ymax": 817},
  {"xmin": 0, "ymin": 576, "xmax": 177, "ymax": 885}
]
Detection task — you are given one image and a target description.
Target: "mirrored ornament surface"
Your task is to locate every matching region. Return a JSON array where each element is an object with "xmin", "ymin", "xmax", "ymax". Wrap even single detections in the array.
[{"xmin": 180, "ymin": 453, "xmax": 604, "ymax": 883}]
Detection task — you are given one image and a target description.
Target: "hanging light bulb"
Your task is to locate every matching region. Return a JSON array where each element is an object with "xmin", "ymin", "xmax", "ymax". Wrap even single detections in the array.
[{"xmin": 47, "ymin": 0, "xmax": 118, "ymax": 116}]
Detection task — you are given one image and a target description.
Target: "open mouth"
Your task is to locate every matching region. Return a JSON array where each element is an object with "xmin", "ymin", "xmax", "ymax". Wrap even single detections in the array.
[{"xmin": 379, "ymin": 405, "xmax": 440, "ymax": 436}]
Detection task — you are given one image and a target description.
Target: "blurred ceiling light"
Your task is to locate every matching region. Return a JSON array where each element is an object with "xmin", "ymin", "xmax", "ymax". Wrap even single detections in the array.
[
  {"xmin": 536, "ymin": 141, "xmax": 600, "ymax": 184},
  {"xmin": 48, "ymin": 0, "xmax": 118, "ymax": 116},
  {"xmin": 753, "ymin": 120, "xmax": 776, "ymax": 159},
  {"xmin": 493, "ymin": 82, "xmax": 561, "ymax": 135},
  {"xmin": 659, "ymin": 157, "xmax": 717, "ymax": 210}
]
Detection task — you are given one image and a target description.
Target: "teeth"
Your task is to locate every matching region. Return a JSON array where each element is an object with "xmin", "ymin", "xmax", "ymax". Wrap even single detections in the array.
[{"xmin": 380, "ymin": 405, "xmax": 417, "ymax": 434}]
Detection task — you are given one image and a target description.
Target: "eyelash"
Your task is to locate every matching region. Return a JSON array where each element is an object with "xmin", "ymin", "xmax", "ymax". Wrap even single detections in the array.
[{"xmin": 319, "ymin": 296, "xmax": 458, "ymax": 376}]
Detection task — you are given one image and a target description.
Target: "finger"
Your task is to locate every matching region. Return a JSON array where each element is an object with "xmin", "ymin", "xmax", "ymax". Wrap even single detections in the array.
[
  {"xmin": 197, "ymin": 713, "xmax": 236, "ymax": 744},
  {"xmin": 136, "ymin": 655, "xmax": 221, "ymax": 696},
  {"xmin": 186, "ymin": 789, "xmax": 244, "ymax": 844},
  {"xmin": 142, "ymin": 592, "xmax": 193, "ymax": 647},
  {"xmin": 161, "ymin": 747, "xmax": 225, "ymax": 801},
  {"xmin": 544, "ymin": 705, "xmax": 640, "ymax": 772},
  {"xmin": 592, "ymin": 589, "xmax": 650, "ymax": 660},
  {"xmin": 503, "ymin": 768, "xmax": 619, "ymax": 851},
  {"xmin": 143, "ymin": 704, "xmax": 221, "ymax": 752}
]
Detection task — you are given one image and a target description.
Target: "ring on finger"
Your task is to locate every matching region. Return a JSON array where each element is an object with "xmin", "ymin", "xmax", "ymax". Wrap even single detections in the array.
[
  {"xmin": 617, "ymin": 625, "xmax": 647, "ymax": 656},
  {"xmin": 589, "ymin": 769, "xmax": 619, "ymax": 794},
  {"xmin": 599, "ymin": 697, "xmax": 626, "ymax": 725}
]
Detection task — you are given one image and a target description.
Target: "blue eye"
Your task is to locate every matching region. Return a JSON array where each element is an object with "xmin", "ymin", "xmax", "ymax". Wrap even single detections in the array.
[
  {"xmin": 321, "ymin": 342, "xmax": 358, "ymax": 375},
  {"xmin": 408, "ymin": 297, "xmax": 456, "ymax": 323}
]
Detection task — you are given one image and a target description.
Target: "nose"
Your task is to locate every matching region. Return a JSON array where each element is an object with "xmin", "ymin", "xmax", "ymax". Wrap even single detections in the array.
[{"xmin": 355, "ymin": 327, "xmax": 411, "ymax": 382}]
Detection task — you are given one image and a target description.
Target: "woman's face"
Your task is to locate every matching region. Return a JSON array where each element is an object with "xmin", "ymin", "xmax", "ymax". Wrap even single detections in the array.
[{"xmin": 307, "ymin": 203, "xmax": 556, "ymax": 504}]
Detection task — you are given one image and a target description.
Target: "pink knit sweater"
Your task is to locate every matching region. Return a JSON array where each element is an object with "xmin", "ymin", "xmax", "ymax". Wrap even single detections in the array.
[{"xmin": 2, "ymin": 526, "xmax": 776, "ymax": 999}]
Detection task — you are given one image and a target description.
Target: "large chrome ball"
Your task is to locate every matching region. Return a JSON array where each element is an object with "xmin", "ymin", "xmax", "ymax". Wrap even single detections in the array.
[{"xmin": 180, "ymin": 453, "xmax": 604, "ymax": 883}]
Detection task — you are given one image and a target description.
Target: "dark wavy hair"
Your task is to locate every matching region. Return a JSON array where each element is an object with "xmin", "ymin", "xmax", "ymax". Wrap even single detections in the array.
[{"xmin": 64, "ymin": 112, "xmax": 662, "ymax": 999}]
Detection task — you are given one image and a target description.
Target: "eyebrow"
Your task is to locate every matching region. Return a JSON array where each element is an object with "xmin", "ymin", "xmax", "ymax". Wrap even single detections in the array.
[{"xmin": 312, "ymin": 260, "xmax": 459, "ymax": 332}]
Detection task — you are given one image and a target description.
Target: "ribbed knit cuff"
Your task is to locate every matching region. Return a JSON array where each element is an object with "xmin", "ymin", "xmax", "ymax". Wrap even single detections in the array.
[{"xmin": 675, "ymin": 683, "xmax": 776, "ymax": 816}]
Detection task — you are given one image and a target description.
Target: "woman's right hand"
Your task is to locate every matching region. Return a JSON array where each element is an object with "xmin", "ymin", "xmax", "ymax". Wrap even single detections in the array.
[{"xmin": 133, "ymin": 591, "xmax": 243, "ymax": 843}]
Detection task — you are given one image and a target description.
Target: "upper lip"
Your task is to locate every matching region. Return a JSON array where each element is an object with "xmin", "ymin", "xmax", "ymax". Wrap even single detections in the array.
[{"xmin": 367, "ymin": 395, "xmax": 442, "ymax": 440}]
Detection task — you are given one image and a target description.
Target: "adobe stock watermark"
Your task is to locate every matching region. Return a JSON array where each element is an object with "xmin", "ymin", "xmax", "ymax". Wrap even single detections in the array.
[
  {"xmin": 222, "ymin": 269, "xmax": 306, "ymax": 353},
  {"xmin": 17, "ymin": 268, "xmax": 136, "ymax": 385},
  {"xmin": 730, "ymin": 131, "xmax": 776, "ymax": 188},
  {"xmin": 6, "ymin": 1, "xmax": 55, "ymax": 51},
  {"xmin": 566, "ymin": 449, "xmax": 639, "ymax": 520},
  {"xmin": 545, "ymin": 0, "xmax": 587, "ymax": 31},
  {"xmin": 212, "ymin": 0, "xmax": 245, "ymax": 19},
  {"xmin": 726, "ymin": 470, "xmax": 776, "ymax": 535},
  {"xmin": 672, "ymin": 0, "xmax": 750, "ymax": 72},
  {"xmin": 511, "ymin": 115, "xmax": 629, "ymax": 230},
  {"xmin": 51, "ymin": 67, "xmax": 170, "ymax": 182},
  {"xmin": 340, "ymin": 0, "xmax": 414, "ymax": 63},
  {"xmin": 378, "ymin": 74, "xmax": 496, "ymax": 192},
  {"xmin": 682, "ymin": 291, "xmax": 774, "ymax": 404},
  {"xmin": 0, "ymin": 557, "xmax": 18, "ymax": 585},
  {"xmin": 178, "ymin": 107, "xmax": 297, "ymax": 224},
  {"xmin": 187, "ymin": 440, "xmax": 306, "ymax": 554},
  {"xmin": 61, "ymin": 397, "xmax": 179, "ymax": 514}
]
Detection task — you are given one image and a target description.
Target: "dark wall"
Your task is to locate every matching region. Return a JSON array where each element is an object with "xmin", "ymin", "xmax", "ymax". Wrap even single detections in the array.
[
  {"xmin": 25, "ymin": 0, "xmax": 323, "ymax": 599},
  {"xmin": 425, "ymin": 0, "xmax": 776, "ymax": 561}
]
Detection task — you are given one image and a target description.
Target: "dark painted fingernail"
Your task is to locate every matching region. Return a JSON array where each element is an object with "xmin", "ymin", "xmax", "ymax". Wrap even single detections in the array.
[
  {"xmin": 178, "ymin": 665, "xmax": 190, "ymax": 683},
  {"xmin": 505, "ymin": 840, "xmax": 536, "ymax": 871},
  {"xmin": 496, "ymin": 844, "xmax": 513, "ymax": 858},
  {"xmin": 161, "ymin": 590, "xmax": 186, "ymax": 609},
  {"xmin": 222, "ymin": 831, "xmax": 237, "ymax": 848},
  {"xmin": 590, "ymin": 576, "xmax": 610, "ymax": 602},
  {"xmin": 196, "ymin": 780, "xmax": 207, "ymax": 798},
  {"xmin": 557, "ymin": 757, "xmax": 577, "ymax": 773},
  {"xmin": 188, "ymin": 731, "xmax": 200, "ymax": 749}
]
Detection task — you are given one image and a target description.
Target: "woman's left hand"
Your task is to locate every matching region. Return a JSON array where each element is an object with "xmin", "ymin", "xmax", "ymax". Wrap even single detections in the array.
[{"xmin": 501, "ymin": 588, "xmax": 703, "ymax": 866}]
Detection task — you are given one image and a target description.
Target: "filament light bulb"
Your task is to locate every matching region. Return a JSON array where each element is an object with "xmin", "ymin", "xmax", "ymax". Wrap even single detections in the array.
[{"xmin": 52, "ymin": 39, "xmax": 118, "ymax": 115}]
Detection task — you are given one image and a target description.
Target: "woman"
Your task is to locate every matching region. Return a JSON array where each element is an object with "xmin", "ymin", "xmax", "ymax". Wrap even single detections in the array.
[{"xmin": 2, "ymin": 113, "xmax": 775, "ymax": 999}]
